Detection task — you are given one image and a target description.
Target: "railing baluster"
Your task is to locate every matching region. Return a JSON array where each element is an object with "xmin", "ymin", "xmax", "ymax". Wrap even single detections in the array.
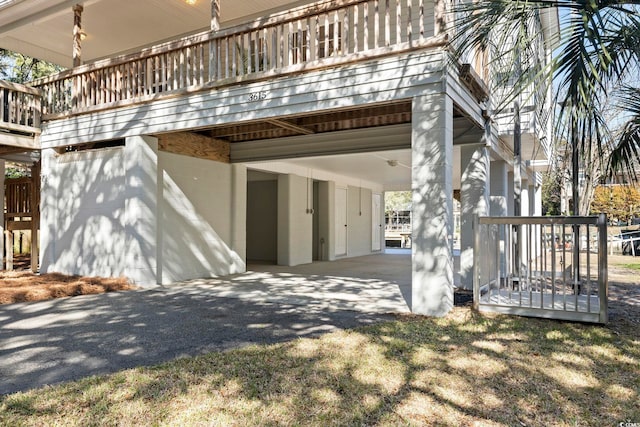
[
  {"xmin": 333, "ymin": 10, "xmax": 339, "ymax": 56},
  {"xmin": 374, "ymin": 0, "xmax": 379, "ymax": 48},
  {"xmin": 232, "ymin": 34, "xmax": 238, "ymax": 77},
  {"xmin": 419, "ymin": 0, "xmax": 424, "ymax": 40},
  {"xmin": 407, "ymin": 0, "xmax": 412, "ymax": 43},
  {"xmin": 396, "ymin": 0, "xmax": 401, "ymax": 44},
  {"xmin": 364, "ymin": 1, "xmax": 369, "ymax": 50},
  {"xmin": 306, "ymin": 17, "xmax": 312, "ymax": 62},
  {"xmin": 271, "ymin": 26, "xmax": 278, "ymax": 69},
  {"xmin": 263, "ymin": 27, "xmax": 269, "ymax": 72},
  {"xmin": 343, "ymin": 7, "xmax": 349, "ymax": 55},
  {"xmin": 297, "ymin": 19, "xmax": 303, "ymax": 64},
  {"xmin": 385, "ymin": 0, "xmax": 390, "ymax": 47},
  {"xmin": 199, "ymin": 43, "xmax": 205, "ymax": 85},
  {"xmin": 224, "ymin": 37, "xmax": 230, "ymax": 79},
  {"xmin": 353, "ymin": 4, "xmax": 359, "ymax": 53}
]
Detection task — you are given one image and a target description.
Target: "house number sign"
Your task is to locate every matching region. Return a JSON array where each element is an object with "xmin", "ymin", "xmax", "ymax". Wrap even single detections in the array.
[{"xmin": 248, "ymin": 91, "xmax": 268, "ymax": 102}]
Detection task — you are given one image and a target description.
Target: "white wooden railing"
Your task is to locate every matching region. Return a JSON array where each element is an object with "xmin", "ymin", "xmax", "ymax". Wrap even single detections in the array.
[
  {"xmin": 32, "ymin": 0, "xmax": 443, "ymax": 118},
  {"xmin": 473, "ymin": 215, "xmax": 608, "ymax": 323},
  {"xmin": 0, "ymin": 81, "xmax": 42, "ymax": 134}
]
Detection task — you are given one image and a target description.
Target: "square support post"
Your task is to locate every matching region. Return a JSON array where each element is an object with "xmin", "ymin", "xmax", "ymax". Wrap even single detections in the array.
[
  {"xmin": 411, "ymin": 93, "xmax": 454, "ymax": 316},
  {"xmin": 460, "ymin": 142, "xmax": 490, "ymax": 289}
]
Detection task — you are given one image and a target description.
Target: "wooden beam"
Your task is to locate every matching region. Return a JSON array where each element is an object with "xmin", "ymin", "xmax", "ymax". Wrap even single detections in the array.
[
  {"xmin": 0, "ymin": 144, "xmax": 38, "ymax": 155},
  {"xmin": 7, "ymin": 220, "xmax": 32, "ymax": 232},
  {"xmin": 265, "ymin": 118, "xmax": 315, "ymax": 135},
  {"xmin": 0, "ymin": 80, "xmax": 42, "ymax": 96},
  {"xmin": 157, "ymin": 132, "xmax": 230, "ymax": 163},
  {"xmin": 459, "ymin": 63, "xmax": 489, "ymax": 103},
  {"xmin": 0, "ymin": 120, "xmax": 41, "ymax": 136}
]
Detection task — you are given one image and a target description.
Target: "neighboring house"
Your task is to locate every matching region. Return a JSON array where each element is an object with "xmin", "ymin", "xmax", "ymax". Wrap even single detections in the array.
[{"xmin": 0, "ymin": 0, "xmax": 558, "ymax": 316}]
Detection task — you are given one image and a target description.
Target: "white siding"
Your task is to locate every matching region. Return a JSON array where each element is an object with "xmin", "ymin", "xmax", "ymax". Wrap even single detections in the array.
[{"xmin": 40, "ymin": 51, "xmax": 446, "ymax": 148}]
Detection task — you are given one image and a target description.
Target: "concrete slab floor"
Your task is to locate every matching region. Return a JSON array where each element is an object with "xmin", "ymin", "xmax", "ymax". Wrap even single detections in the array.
[{"xmin": 167, "ymin": 251, "xmax": 412, "ymax": 314}]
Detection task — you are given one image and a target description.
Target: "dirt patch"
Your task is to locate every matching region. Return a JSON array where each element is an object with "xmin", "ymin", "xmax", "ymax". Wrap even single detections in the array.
[
  {"xmin": 0, "ymin": 271, "xmax": 135, "ymax": 305},
  {"xmin": 606, "ymin": 255, "xmax": 640, "ymax": 328}
]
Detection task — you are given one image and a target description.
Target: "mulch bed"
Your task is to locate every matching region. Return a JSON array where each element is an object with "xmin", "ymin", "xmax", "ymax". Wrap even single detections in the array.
[{"xmin": 0, "ymin": 271, "xmax": 134, "ymax": 305}]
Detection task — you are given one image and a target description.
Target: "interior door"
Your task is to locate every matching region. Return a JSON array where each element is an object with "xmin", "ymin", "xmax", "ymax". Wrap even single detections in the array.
[
  {"xmin": 335, "ymin": 187, "xmax": 347, "ymax": 256},
  {"xmin": 372, "ymin": 193, "xmax": 382, "ymax": 251}
]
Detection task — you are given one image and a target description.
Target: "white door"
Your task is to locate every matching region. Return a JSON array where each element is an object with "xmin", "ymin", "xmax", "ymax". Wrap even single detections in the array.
[
  {"xmin": 335, "ymin": 187, "xmax": 347, "ymax": 256},
  {"xmin": 372, "ymin": 193, "xmax": 382, "ymax": 251}
]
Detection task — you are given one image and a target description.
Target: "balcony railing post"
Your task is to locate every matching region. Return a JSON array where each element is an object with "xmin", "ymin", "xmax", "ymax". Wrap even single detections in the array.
[{"xmin": 597, "ymin": 213, "xmax": 608, "ymax": 323}]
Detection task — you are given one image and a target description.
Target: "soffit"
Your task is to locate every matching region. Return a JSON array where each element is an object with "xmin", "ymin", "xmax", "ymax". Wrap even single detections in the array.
[{"xmin": 0, "ymin": 0, "xmax": 309, "ymax": 67}]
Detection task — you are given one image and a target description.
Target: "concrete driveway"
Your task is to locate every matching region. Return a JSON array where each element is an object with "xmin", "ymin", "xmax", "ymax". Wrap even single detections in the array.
[{"xmin": 0, "ymin": 252, "xmax": 410, "ymax": 395}]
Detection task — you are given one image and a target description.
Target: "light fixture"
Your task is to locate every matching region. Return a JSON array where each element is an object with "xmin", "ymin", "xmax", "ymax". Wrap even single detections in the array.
[
  {"xmin": 387, "ymin": 160, "xmax": 398, "ymax": 167},
  {"xmin": 185, "ymin": 0, "xmax": 197, "ymax": 4}
]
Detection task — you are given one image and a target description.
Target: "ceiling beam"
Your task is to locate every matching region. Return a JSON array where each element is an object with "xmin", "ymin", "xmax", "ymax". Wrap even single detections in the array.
[
  {"xmin": 265, "ymin": 118, "xmax": 315, "ymax": 135},
  {"xmin": 157, "ymin": 131, "xmax": 230, "ymax": 163}
]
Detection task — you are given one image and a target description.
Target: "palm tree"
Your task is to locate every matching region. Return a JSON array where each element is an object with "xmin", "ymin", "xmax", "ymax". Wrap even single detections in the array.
[{"xmin": 452, "ymin": 0, "xmax": 640, "ymax": 215}]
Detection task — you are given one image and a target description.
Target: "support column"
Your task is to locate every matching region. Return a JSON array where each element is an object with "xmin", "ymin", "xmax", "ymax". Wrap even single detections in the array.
[
  {"xmin": 277, "ymin": 174, "xmax": 313, "ymax": 266},
  {"xmin": 72, "ymin": 4, "xmax": 83, "ymax": 67},
  {"xmin": 507, "ymin": 171, "xmax": 515, "ymax": 216},
  {"xmin": 230, "ymin": 164, "xmax": 247, "ymax": 273},
  {"xmin": 529, "ymin": 182, "xmax": 537, "ymax": 216},
  {"xmin": 211, "ymin": 0, "xmax": 220, "ymax": 31},
  {"xmin": 534, "ymin": 180, "xmax": 542, "ymax": 216},
  {"xmin": 521, "ymin": 180, "xmax": 530, "ymax": 218},
  {"xmin": 30, "ymin": 161, "xmax": 40, "ymax": 272},
  {"xmin": 318, "ymin": 181, "xmax": 335, "ymax": 261},
  {"xmin": 411, "ymin": 93, "xmax": 454, "ymax": 316},
  {"xmin": 490, "ymin": 160, "xmax": 508, "ymax": 277},
  {"xmin": 209, "ymin": 0, "xmax": 220, "ymax": 80},
  {"xmin": 490, "ymin": 160, "xmax": 508, "ymax": 207},
  {"xmin": 460, "ymin": 142, "xmax": 490, "ymax": 289},
  {"xmin": 124, "ymin": 135, "xmax": 158, "ymax": 285}
]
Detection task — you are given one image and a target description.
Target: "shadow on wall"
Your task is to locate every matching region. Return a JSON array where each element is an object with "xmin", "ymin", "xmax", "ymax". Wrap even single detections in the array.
[
  {"xmin": 40, "ymin": 146, "xmax": 244, "ymax": 285},
  {"xmin": 40, "ymin": 148, "xmax": 133, "ymax": 278},
  {"xmin": 158, "ymin": 152, "xmax": 244, "ymax": 283}
]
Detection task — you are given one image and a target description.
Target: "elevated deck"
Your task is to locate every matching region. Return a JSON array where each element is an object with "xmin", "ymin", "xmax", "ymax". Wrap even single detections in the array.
[{"xmin": 0, "ymin": 81, "xmax": 41, "ymax": 155}]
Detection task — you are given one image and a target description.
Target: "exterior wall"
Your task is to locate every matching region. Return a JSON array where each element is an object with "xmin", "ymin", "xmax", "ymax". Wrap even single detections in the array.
[
  {"xmin": 39, "ymin": 139, "xmax": 246, "ymax": 285},
  {"xmin": 277, "ymin": 174, "xmax": 313, "ymax": 266},
  {"xmin": 40, "ymin": 146, "xmax": 128, "ymax": 278},
  {"xmin": 247, "ymin": 180, "xmax": 278, "ymax": 261},
  {"xmin": 347, "ymin": 185, "xmax": 373, "ymax": 257},
  {"xmin": 158, "ymin": 151, "xmax": 245, "ymax": 283},
  {"xmin": 317, "ymin": 180, "xmax": 335, "ymax": 261}
]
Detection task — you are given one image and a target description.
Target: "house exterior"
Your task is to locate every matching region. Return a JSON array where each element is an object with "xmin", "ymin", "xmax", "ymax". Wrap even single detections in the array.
[{"xmin": 0, "ymin": 0, "xmax": 558, "ymax": 317}]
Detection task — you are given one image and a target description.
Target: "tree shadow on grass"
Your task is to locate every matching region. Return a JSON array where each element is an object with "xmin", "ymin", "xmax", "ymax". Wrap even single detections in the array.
[{"xmin": 1, "ymin": 298, "xmax": 638, "ymax": 426}]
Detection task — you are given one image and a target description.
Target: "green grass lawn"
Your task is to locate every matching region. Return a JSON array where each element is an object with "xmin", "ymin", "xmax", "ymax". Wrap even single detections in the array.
[
  {"xmin": 1, "ymin": 308, "xmax": 638, "ymax": 426},
  {"xmin": 621, "ymin": 263, "xmax": 640, "ymax": 271}
]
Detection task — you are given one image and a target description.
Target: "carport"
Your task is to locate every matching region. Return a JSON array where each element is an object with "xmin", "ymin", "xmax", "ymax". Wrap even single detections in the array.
[{"xmin": 171, "ymin": 251, "xmax": 412, "ymax": 314}]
